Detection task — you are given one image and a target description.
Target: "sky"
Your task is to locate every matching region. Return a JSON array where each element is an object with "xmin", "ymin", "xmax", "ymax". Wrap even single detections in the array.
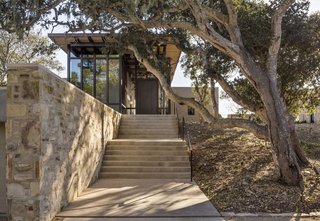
[{"xmin": 46, "ymin": 0, "xmax": 320, "ymax": 117}]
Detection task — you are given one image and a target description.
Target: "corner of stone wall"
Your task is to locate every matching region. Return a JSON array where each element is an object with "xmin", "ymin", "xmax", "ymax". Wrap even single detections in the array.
[
  {"xmin": 6, "ymin": 64, "xmax": 122, "ymax": 221},
  {"xmin": 6, "ymin": 64, "xmax": 43, "ymax": 220}
]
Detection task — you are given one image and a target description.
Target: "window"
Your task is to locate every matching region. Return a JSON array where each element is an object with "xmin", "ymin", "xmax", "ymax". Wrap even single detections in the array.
[
  {"xmin": 68, "ymin": 46, "xmax": 121, "ymax": 111},
  {"xmin": 70, "ymin": 59, "xmax": 81, "ymax": 88},
  {"xmin": 96, "ymin": 59, "xmax": 107, "ymax": 103},
  {"xmin": 188, "ymin": 106, "xmax": 195, "ymax": 115}
]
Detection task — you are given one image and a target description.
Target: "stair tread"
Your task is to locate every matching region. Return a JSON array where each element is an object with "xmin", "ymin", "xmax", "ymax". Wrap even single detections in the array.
[
  {"xmin": 101, "ymin": 166, "xmax": 190, "ymax": 168},
  {"xmin": 100, "ymin": 172, "xmax": 190, "ymax": 174},
  {"xmin": 99, "ymin": 115, "xmax": 190, "ymax": 180}
]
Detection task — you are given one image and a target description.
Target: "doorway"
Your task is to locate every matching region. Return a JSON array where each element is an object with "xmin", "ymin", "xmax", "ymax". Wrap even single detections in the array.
[{"xmin": 136, "ymin": 79, "xmax": 158, "ymax": 114}]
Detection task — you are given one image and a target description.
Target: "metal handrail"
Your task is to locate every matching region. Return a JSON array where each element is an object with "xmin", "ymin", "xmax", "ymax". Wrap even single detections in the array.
[
  {"xmin": 179, "ymin": 116, "xmax": 193, "ymax": 182},
  {"xmin": 186, "ymin": 131, "xmax": 193, "ymax": 182},
  {"xmin": 175, "ymin": 107, "xmax": 181, "ymax": 139}
]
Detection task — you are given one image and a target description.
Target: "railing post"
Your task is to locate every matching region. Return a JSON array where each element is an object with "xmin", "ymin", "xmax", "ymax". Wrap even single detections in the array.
[
  {"xmin": 182, "ymin": 117, "xmax": 185, "ymax": 140},
  {"xmin": 187, "ymin": 132, "xmax": 193, "ymax": 182}
]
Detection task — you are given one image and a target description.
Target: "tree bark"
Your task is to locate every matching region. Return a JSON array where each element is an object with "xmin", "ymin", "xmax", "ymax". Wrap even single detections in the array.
[
  {"xmin": 210, "ymin": 78, "xmax": 219, "ymax": 118},
  {"xmin": 288, "ymin": 115, "xmax": 309, "ymax": 167},
  {"xmin": 252, "ymin": 62, "xmax": 305, "ymax": 186}
]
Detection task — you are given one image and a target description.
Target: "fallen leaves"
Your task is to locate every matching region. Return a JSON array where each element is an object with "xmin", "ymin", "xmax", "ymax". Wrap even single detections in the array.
[{"xmin": 188, "ymin": 122, "xmax": 320, "ymax": 213}]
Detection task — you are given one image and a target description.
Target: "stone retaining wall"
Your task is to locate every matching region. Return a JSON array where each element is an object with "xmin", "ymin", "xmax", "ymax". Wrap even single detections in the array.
[
  {"xmin": 6, "ymin": 64, "xmax": 121, "ymax": 221},
  {"xmin": 0, "ymin": 123, "xmax": 6, "ymax": 214}
]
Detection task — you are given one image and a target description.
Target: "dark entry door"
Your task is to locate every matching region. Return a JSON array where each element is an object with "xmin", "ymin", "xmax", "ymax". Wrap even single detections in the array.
[{"xmin": 136, "ymin": 79, "xmax": 158, "ymax": 114}]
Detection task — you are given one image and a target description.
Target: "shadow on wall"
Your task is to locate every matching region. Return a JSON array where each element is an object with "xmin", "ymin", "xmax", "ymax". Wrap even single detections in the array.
[
  {"xmin": 5, "ymin": 64, "xmax": 121, "ymax": 221},
  {"xmin": 0, "ymin": 88, "xmax": 6, "ymax": 214}
]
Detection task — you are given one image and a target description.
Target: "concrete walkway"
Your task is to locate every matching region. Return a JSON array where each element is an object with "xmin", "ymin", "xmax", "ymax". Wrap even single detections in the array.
[{"xmin": 56, "ymin": 179, "xmax": 223, "ymax": 221}]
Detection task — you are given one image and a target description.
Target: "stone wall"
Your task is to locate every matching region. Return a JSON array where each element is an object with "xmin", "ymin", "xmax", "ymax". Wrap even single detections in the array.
[
  {"xmin": 0, "ymin": 88, "xmax": 6, "ymax": 214},
  {"xmin": 6, "ymin": 64, "xmax": 121, "ymax": 221},
  {"xmin": 0, "ymin": 123, "xmax": 6, "ymax": 214},
  {"xmin": 0, "ymin": 88, "xmax": 6, "ymax": 122}
]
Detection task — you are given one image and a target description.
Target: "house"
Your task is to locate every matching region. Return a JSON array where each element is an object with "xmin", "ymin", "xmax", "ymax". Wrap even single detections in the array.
[
  {"xmin": 171, "ymin": 87, "xmax": 219, "ymax": 122},
  {"xmin": 48, "ymin": 33, "xmax": 181, "ymax": 115},
  {"xmin": 1, "ymin": 34, "xmax": 218, "ymax": 220}
]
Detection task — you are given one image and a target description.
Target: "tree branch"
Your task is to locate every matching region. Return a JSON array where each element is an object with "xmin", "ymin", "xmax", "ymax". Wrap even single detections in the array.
[
  {"xmin": 202, "ymin": 5, "xmax": 229, "ymax": 27},
  {"xmin": 267, "ymin": 0, "xmax": 295, "ymax": 72},
  {"xmin": 127, "ymin": 44, "xmax": 268, "ymax": 140},
  {"xmin": 223, "ymin": 0, "xmax": 244, "ymax": 46},
  {"xmin": 213, "ymin": 74, "xmax": 266, "ymax": 117}
]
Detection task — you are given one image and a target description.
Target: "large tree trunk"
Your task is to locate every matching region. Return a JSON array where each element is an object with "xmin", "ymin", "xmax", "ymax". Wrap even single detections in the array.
[
  {"xmin": 257, "ymin": 68, "xmax": 305, "ymax": 186},
  {"xmin": 288, "ymin": 115, "xmax": 309, "ymax": 167},
  {"xmin": 210, "ymin": 78, "xmax": 219, "ymax": 118},
  {"xmin": 266, "ymin": 111, "xmax": 303, "ymax": 186}
]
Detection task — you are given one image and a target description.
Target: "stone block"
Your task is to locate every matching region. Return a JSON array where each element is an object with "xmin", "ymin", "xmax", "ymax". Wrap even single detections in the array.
[
  {"xmin": 15, "ymin": 163, "xmax": 33, "ymax": 172},
  {"xmin": 7, "ymin": 183, "xmax": 26, "ymax": 199},
  {"xmin": 5, "ymin": 120, "xmax": 12, "ymax": 139},
  {"xmin": 14, "ymin": 172, "xmax": 34, "ymax": 181},
  {"xmin": 21, "ymin": 121, "xmax": 40, "ymax": 149},
  {"xmin": 22, "ymin": 80, "xmax": 39, "ymax": 99},
  {"xmin": 7, "ymin": 104, "xmax": 27, "ymax": 118},
  {"xmin": 7, "ymin": 73, "xmax": 19, "ymax": 84},
  {"xmin": 30, "ymin": 182, "xmax": 39, "ymax": 197}
]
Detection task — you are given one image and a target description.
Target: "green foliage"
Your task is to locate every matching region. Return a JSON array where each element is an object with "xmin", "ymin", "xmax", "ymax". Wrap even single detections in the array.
[
  {"xmin": 191, "ymin": 76, "xmax": 210, "ymax": 106},
  {"xmin": 182, "ymin": 0, "xmax": 320, "ymax": 116},
  {"xmin": 0, "ymin": 0, "xmax": 318, "ymax": 116},
  {"xmin": 0, "ymin": 30, "xmax": 63, "ymax": 86}
]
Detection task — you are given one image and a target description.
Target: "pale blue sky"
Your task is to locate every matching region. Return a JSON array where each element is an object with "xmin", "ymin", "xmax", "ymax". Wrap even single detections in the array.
[{"xmin": 47, "ymin": 0, "xmax": 320, "ymax": 116}]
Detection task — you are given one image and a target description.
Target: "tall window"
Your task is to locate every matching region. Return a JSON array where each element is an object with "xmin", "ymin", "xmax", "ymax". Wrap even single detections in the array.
[
  {"xmin": 82, "ymin": 58, "xmax": 94, "ymax": 96},
  {"xmin": 68, "ymin": 46, "xmax": 121, "ymax": 110},
  {"xmin": 96, "ymin": 59, "xmax": 107, "ymax": 103},
  {"xmin": 108, "ymin": 58, "xmax": 120, "ymax": 111},
  {"xmin": 70, "ymin": 59, "xmax": 81, "ymax": 88}
]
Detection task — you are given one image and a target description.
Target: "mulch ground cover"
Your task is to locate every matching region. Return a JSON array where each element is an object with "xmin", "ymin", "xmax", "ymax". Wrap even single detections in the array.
[{"xmin": 188, "ymin": 122, "xmax": 320, "ymax": 213}]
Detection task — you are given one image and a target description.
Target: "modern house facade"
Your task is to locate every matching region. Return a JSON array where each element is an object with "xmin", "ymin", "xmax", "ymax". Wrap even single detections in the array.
[{"xmin": 48, "ymin": 33, "xmax": 181, "ymax": 115}]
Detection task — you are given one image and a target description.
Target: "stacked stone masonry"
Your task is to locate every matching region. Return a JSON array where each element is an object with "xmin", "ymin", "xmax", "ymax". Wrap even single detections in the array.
[{"xmin": 6, "ymin": 64, "xmax": 121, "ymax": 221}]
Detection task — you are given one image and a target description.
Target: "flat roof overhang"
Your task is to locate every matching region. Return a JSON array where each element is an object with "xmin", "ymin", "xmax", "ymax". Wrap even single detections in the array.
[{"xmin": 48, "ymin": 33, "xmax": 181, "ymax": 75}]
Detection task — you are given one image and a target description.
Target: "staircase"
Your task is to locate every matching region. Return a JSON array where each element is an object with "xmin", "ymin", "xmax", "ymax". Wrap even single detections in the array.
[
  {"xmin": 99, "ymin": 115, "xmax": 191, "ymax": 180},
  {"xmin": 118, "ymin": 115, "xmax": 179, "ymax": 139},
  {"xmin": 56, "ymin": 114, "xmax": 222, "ymax": 220}
]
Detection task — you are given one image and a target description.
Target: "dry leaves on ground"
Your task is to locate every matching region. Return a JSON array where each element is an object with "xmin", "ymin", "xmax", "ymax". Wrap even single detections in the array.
[{"xmin": 188, "ymin": 122, "xmax": 320, "ymax": 213}]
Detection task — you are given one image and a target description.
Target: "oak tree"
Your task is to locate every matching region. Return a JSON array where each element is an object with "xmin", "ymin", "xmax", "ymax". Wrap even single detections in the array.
[{"xmin": 1, "ymin": 0, "xmax": 318, "ymax": 186}]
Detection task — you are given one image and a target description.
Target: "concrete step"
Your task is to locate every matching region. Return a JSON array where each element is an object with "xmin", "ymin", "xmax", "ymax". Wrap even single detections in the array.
[
  {"xmin": 121, "ymin": 117, "xmax": 177, "ymax": 121},
  {"xmin": 105, "ymin": 150, "xmax": 187, "ymax": 156},
  {"xmin": 122, "ymin": 114, "xmax": 177, "ymax": 119},
  {"xmin": 117, "ymin": 134, "xmax": 178, "ymax": 139},
  {"xmin": 102, "ymin": 161, "xmax": 190, "ymax": 167},
  {"xmin": 119, "ymin": 125, "xmax": 178, "ymax": 129},
  {"xmin": 118, "ymin": 129, "xmax": 178, "ymax": 135},
  {"xmin": 104, "ymin": 155, "xmax": 189, "ymax": 161},
  {"xmin": 100, "ymin": 166, "xmax": 190, "ymax": 173},
  {"xmin": 106, "ymin": 145, "xmax": 187, "ymax": 151},
  {"xmin": 107, "ymin": 140, "xmax": 186, "ymax": 146},
  {"xmin": 59, "ymin": 217, "xmax": 224, "ymax": 221},
  {"xmin": 99, "ymin": 172, "xmax": 191, "ymax": 179},
  {"xmin": 119, "ymin": 123, "xmax": 178, "ymax": 127}
]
